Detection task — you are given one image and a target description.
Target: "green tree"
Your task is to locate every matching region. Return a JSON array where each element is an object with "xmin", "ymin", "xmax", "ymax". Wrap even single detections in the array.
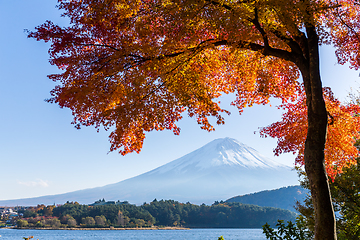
[
  {"xmin": 262, "ymin": 219, "xmax": 312, "ymax": 240},
  {"xmin": 82, "ymin": 216, "xmax": 95, "ymax": 226},
  {"xmin": 46, "ymin": 218, "xmax": 61, "ymax": 228},
  {"xmin": 95, "ymin": 215, "xmax": 107, "ymax": 227},
  {"xmin": 135, "ymin": 219, "xmax": 146, "ymax": 227},
  {"xmin": 67, "ymin": 217, "xmax": 77, "ymax": 227},
  {"xmin": 296, "ymin": 158, "xmax": 360, "ymax": 239},
  {"xmin": 42, "ymin": 205, "xmax": 54, "ymax": 217},
  {"xmin": 330, "ymin": 158, "xmax": 360, "ymax": 239},
  {"xmin": 17, "ymin": 219, "xmax": 28, "ymax": 228},
  {"xmin": 35, "ymin": 220, "xmax": 44, "ymax": 228},
  {"xmin": 22, "ymin": 210, "xmax": 37, "ymax": 218}
]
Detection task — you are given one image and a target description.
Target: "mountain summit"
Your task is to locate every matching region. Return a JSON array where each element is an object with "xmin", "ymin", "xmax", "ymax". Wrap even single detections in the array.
[
  {"xmin": 154, "ymin": 137, "xmax": 285, "ymax": 173},
  {"xmin": 0, "ymin": 138, "xmax": 298, "ymax": 206}
]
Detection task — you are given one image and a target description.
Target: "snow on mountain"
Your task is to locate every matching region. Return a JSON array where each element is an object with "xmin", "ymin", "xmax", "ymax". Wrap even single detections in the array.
[
  {"xmin": 0, "ymin": 138, "xmax": 299, "ymax": 206},
  {"xmin": 151, "ymin": 137, "xmax": 286, "ymax": 174}
]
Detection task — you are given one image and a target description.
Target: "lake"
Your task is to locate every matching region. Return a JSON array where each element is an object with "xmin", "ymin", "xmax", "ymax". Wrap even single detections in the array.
[{"xmin": 0, "ymin": 228, "xmax": 267, "ymax": 240}]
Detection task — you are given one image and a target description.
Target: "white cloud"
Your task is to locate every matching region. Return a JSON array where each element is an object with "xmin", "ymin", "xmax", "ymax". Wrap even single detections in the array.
[{"xmin": 17, "ymin": 179, "xmax": 50, "ymax": 187}]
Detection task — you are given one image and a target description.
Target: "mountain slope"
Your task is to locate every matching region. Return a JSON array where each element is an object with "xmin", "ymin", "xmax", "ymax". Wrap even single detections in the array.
[
  {"xmin": 0, "ymin": 138, "xmax": 299, "ymax": 206},
  {"xmin": 226, "ymin": 185, "xmax": 309, "ymax": 212}
]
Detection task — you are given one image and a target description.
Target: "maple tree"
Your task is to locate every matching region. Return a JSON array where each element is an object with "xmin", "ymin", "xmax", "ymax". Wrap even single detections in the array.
[
  {"xmin": 29, "ymin": 0, "xmax": 360, "ymax": 239},
  {"xmin": 260, "ymin": 87, "xmax": 360, "ymax": 179}
]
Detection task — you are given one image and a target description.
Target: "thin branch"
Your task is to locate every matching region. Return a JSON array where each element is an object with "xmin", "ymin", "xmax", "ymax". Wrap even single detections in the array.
[
  {"xmin": 328, "ymin": 112, "xmax": 335, "ymax": 125},
  {"xmin": 334, "ymin": 0, "xmax": 360, "ymax": 43},
  {"xmin": 78, "ymin": 43, "xmax": 120, "ymax": 51},
  {"xmin": 205, "ymin": 0, "xmax": 233, "ymax": 11},
  {"xmin": 251, "ymin": 7, "xmax": 269, "ymax": 49},
  {"xmin": 205, "ymin": 0, "xmax": 256, "ymax": 11}
]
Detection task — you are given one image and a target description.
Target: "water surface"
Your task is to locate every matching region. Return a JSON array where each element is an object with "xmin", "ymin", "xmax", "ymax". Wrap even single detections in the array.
[{"xmin": 0, "ymin": 228, "xmax": 266, "ymax": 240}]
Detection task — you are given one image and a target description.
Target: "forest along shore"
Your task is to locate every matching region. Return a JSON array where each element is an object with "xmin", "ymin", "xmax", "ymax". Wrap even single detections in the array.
[{"xmin": 9, "ymin": 200, "xmax": 296, "ymax": 229}]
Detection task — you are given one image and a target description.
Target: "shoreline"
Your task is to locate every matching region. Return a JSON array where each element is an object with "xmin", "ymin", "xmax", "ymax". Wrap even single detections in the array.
[{"xmin": 4, "ymin": 226, "xmax": 190, "ymax": 231}]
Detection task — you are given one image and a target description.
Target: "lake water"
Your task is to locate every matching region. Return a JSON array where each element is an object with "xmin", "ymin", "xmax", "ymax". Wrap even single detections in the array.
[{"xmin": 0, "ymin": 228, "xmax": 267, "ymax": 240}]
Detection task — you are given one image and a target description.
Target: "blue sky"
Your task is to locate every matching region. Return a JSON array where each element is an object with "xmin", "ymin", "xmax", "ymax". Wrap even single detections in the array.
[{"xmin": 0, "ymin": 0, "xmax": 359, "ymax": 201}]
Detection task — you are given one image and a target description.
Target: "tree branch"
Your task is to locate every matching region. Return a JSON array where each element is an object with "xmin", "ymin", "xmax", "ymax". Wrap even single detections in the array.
[
  {"xmin": 212, "ymin": 39, "xmax": 298, "ymax": 64},
  {"xmin": 205, "ymin": 0, "xmax": 233, "ymax": 11},
  {"xmin": 251, "ymin": 7, "xmax": 269, "ymax": 50},
  {"xmin": 334, "ymin": 0, "xmax": 360, "ymax": 42}
]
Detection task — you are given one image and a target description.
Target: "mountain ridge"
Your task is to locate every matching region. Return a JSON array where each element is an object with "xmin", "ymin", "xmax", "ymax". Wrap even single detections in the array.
[{"xmin": 226, "ymin": 185, "xmax": 309, "ymax": 212}]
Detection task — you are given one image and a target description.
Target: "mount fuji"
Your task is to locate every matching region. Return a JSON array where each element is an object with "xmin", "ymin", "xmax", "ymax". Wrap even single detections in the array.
[{"xmin": 0, "ymin": 138, "xmax": 299, "ymax": 206}]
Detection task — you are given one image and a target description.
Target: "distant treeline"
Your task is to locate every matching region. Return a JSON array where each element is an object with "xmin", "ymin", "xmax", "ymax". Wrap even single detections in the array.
[{"xmin": 17, "ymin": 199, "xmax": 297, "ymax": 228}]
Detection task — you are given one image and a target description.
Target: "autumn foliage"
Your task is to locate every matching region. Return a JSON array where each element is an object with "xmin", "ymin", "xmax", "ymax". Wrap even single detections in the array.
[
  {"xmin": 29, "ymin": 0, "xmax": 360, "ymax": 238},
  {"xmin": 260, "ymin": 87, "xmax": 360, "ymax": 179},
  {"xmin": 28, "ymin": 0, "xmax": 360, "ymax": 171},
  {"xmin": 27, "ymin": 0, "xmax": 360, "ymax": 170}
]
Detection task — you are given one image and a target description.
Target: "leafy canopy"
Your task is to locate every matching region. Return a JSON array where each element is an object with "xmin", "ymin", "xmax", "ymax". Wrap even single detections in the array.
[
  {"xmin": 260, "ymin": 87, "xmax": 360, "ymax": 178},
  {"xmin": 29, "ymin": 0, "xmax": 360, "ymax": 175}
]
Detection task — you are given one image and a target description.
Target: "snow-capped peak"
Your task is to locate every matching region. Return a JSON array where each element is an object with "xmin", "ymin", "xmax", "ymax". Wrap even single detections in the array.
[{"xmin": 152, "ymin": 137, "xmax": 289, "ymax": 174}]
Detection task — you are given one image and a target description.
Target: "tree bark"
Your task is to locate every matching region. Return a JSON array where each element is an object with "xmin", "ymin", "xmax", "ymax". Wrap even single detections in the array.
[{"xmin": 301, "ymin": 26, "xmax": 337, "ymax": 240}]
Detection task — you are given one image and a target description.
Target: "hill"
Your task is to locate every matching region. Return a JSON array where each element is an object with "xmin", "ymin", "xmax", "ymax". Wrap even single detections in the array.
[{"xmin": 226, "ymin": 185, "xmax": 309, "ymax": 212}]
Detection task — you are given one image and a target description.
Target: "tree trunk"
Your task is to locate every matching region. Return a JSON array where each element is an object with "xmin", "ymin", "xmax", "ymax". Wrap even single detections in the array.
[{"xmin": 302, "ymin": 26, "xmax": 337, "ymax": 240}]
